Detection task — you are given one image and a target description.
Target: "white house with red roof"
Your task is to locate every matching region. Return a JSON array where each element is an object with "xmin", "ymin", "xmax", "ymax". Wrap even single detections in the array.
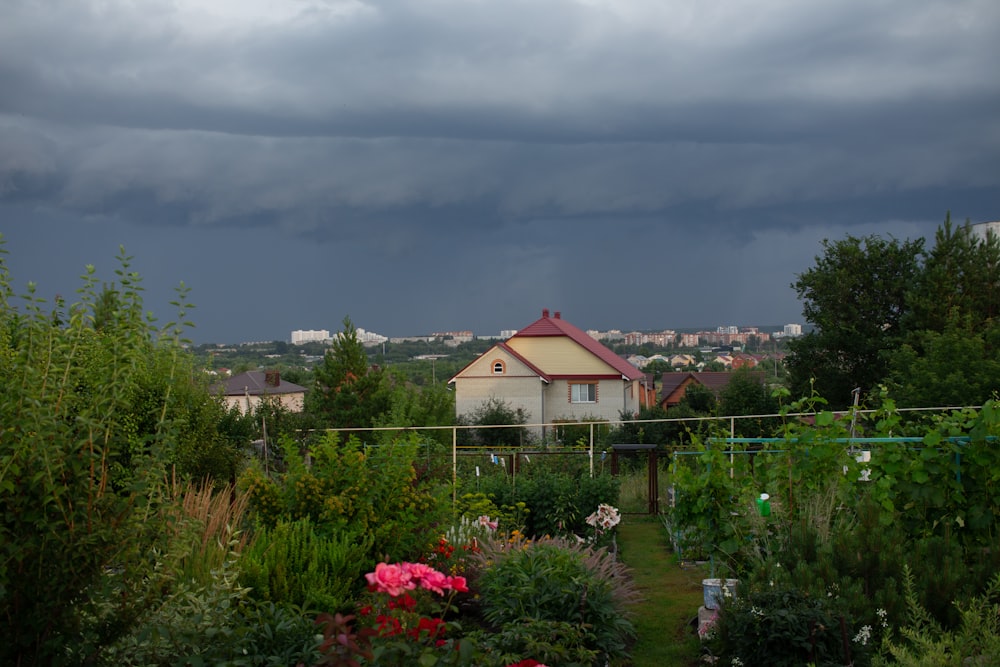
[{"xmin": 449, "ymin": 309, "xmax": 655, "ymax": 434}]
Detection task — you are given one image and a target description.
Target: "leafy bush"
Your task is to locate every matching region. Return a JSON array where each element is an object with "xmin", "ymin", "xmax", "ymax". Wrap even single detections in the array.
[
  {"xmin": 96, "ymin": 560, "xmax": 322, "ymax": 666},
  {"xmin": 474, "ymin": 537, "xmax": 637, "ymax": 665},
  {"xmin": 479, "ymin": 469, "xmax": 619, "ymax": 538},
  {"xmin": 241, "ymin": 432, "xmax": 451, "ymax": 563},
  {"xmin": 238, "ymin": 518, "xmax": 372, "ymax": 613},
  {"xmin": 0, "ymin": 246, "xmax": 216, "ymax": 663},
  {"xmin": 707, "ymin": 586, "xmax": 868, "ymax": 667},
  {"xmin": 875, "ymin": 566, "xmax": 1000, "ymax": 667}
]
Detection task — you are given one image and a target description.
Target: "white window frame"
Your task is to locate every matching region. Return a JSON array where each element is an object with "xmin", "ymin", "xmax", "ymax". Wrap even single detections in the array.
[{"xmin": 570, "ymin": 383, "xmax": 597, "ymax": 403}]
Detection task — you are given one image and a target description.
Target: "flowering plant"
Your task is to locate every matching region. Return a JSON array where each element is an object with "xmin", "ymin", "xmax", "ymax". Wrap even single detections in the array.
[
  {"xmin": 582, "ymin": 503, "xmax": 621, "ymax": 549},
  {"xmin": 355, "ymin": 560, "xmax": 470, "ymax": 660},
  {"xmin": 585, "ymin": 504, "xmax": 621, "ymax": 531}
]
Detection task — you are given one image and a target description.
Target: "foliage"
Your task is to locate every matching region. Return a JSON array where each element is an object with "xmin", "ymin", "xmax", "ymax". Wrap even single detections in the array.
[
  {"xmin": 459, "ymin": 397, "xmax": 531, "ymax": 448},
  {"xmin": 97, "ymin": 560, "xmax": 322, "ymax": 666},
  {"xmin": 478, "ymin": 469, "xmax": 619, "ymax": 539},
  {"xmin": 888, "ymin": 315, "xmax": 1000, "ymax": 408},
  {"xmin": 473, "ymin": 620, "xmax": 600, "ymax": 667},
  {"xmin": 788, "ymin": 215, "xmax": 1000, "ymax": 410},
  {"xmin": 717, "ymin": 367, "xmax": 781, "ymax": 437},
  {"xmin": 474, "ymin": 536, "xmax": 637, "ymax": 666},
  {"xmin": 240, "ymin": 431, "xmax": 451, "ymax": 563},
  {"xmin": 238, "ymin": 517, "xmax": 372, "ymax": 613},
  {"xmin": 376, "ymin": 377, "xmax": 456, "ymax": 447},
  {"xmin": 875, "ymin": 566, "xmax": 1000, "ymax": 667},
  {"xmin": 707, "ymin": 586, "xmax": 866, "ymax": 667},
  {"xmin": 787, "ymin": 233, "xmax": 923, "ymax": 409},
  {"xmin": 306, "ymin": 316, "xmax": 392, "ymax": 429},
  {"xmin": 0, "ymin": 244, "xmax": 212, "ymax": 664},
  {"xmin": 166, "ymin": 480, "xmax": 252, "ymax": 587}
]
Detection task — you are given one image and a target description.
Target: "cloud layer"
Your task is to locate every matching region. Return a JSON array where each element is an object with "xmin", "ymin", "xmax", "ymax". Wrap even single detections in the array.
[{"xmin": 2, "ymin": 0, "xmax": 998, "ymax": 341}]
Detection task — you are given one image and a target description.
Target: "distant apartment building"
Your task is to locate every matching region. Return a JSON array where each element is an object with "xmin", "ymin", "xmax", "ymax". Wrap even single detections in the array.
[
  {"xmin": 356, "ymin": 328, "xmax": 389, "ymax": 345},
  {"xmin": 972, "ymin": 221, "xmax": 1000, "ymax": 242},
  {"xmin": 623, "ymin": 330, "xmax": 677, "ymax": 347},
  {"xmin": 783, "ymin": 323, "xmax": 803, "ymax": 336},
  {"xmin": 500, "ymin": 329, "xmax": 518, "ymax": 339},
  {"xmin": 431, "ymin": 330, "xmax": 474, "ymax": 344},
  {"xmin": 694, "ymin": 327, "xmax": 772, "ymax": 346},
  {"xmin": 679, "ymin": 333, "xmax": 701, "ymax": 347},
  {"xmin": 291, "ymin": 329, "xmax": 330, "ymax": 344},
  {"xmin": 586, "ymin": 329, "xmax": 624, "ymax": 341}
]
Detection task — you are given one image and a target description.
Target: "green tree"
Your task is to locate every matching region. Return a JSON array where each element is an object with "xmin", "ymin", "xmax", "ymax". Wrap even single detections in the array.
[
  {"xmin": 681, "ymin": 383, "xmax": 717, "ymax": 414},
  {"xmin": 889, "ymin": 316, "xmax": 1000, "ymax": 408},
  {"xmin": 904, "ymin": 214, "xmax": 1000, "ymax": 335},
  {"xmin": 0, "ymin": 244, "xmax": 198, "ymax": 663},
  {"xmin": 376, "ymin": 374, "xmax": 455, "ymax": 447},
  {"xmin": 460, "ymin": 397, "xmax": 529, "ymax": 448},
  {"xmin": 717, "ymin": 367, "xmax": 781, "ymax": 437},
  {"xmin": 786, "ymin": 234, "xmax": 923, "ymax": 409},
  {"xmin": 305, "ymin": 316, "xmax": 391, "ymax": 430}
]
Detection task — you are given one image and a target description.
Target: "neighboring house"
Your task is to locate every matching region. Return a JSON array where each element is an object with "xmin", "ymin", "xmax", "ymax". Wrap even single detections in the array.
[
  {"xmin": 211, "ymin": 370, "xmax": 307, "ymax": 414},
  {"xmin": 449, "ymin": 309, "xmax": 656, "ymax": 435},
  {"xmin": 731, "ymin": 353, "xmax": 762, "ymax": 370},
  {"xmin": 669, "ymin": 354, "xmax": 696, "ymax": 368},
  {"xmin": 659, "ymin": 371, "xmax": 743, "ymax": 408}
]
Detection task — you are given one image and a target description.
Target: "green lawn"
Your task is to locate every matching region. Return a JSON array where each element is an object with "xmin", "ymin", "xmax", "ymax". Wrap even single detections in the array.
[{"xmin": 616, "ymin": 516, "xmax": 707, "ymax": 667}]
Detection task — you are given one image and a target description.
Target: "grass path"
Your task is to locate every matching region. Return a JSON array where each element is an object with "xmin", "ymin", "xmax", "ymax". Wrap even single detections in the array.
[{"xmin": 616, "ymin": 516, "xmax": 706, "ymax": 666}]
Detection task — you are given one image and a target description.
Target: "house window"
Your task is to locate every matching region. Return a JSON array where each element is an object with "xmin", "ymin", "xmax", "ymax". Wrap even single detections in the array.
[
  {"xmin": 492, "ymin": 360, "xmax": 506, "ymax": 375},
  {"xmin": 570, "ymin": 383, "xmax": 597, "ymax": 403}
]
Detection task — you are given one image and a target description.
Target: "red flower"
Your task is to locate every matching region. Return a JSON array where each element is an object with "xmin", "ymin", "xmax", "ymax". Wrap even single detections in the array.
[{"xmin": 446, "ymin": 575, "xmax": 469, "ymax": 593}]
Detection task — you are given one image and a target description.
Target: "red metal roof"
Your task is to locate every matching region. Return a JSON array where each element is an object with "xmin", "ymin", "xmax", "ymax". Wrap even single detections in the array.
[{"xmin": 512, "ymin": 309, "xmax": 645, "ymax": 381}]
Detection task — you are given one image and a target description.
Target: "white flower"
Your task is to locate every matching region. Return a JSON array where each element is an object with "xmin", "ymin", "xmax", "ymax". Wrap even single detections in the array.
[
  {"xmin": 731, "ymin": 658, "xmax": 744, "ymax": 666},
  {"xmin": 853, "ymin": 625, "xmax": 872, "ymax": 646},
  {"xmin": 877, "ymin": 607, "xmax": 888, "ymax": 629},
  {"xmin": 585, "ymin": 504, "xmax": 621, "ymax": 530}
]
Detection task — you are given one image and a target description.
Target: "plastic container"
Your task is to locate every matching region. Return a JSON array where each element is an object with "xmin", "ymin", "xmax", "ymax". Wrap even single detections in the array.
[{"xmin": 702, "ymin": 578, "xmax": 739, "ymax": 610}]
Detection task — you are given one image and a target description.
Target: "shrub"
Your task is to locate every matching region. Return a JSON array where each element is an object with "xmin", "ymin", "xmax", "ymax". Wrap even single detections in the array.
[
  {"xmin": 875, "ymin": 566, "xmax": 1000, "ymax": 667},
  {"xmin": 707, "ymin": 586, "xmax": 868, "ymax": 667},
  {"xmin": 474, "ymin": 537, "xmax": 637, "ymax": 665},
  {"xmin": 238, "ymin": 517, "xmax": 372, "ymax": 613},
  {"xmin": 479, "ymin": 470, "xmax": 619, "ymax": 538},
  {"xmin": 0, "ymin": 246, "xmax": 215, "ymax": 663},
  {"xmin": 95, "ymin": 560, "xmax": 322, "ymax": 666},
  {"xmin": 241, "ymin": 432, "xmax": 451, "ymax": 563}
]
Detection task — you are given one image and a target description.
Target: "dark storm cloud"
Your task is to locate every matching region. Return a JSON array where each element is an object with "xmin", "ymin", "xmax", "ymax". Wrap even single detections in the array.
[{"xmin": 1, "ymin": 0, "xmax": 998, "ymax": 341}]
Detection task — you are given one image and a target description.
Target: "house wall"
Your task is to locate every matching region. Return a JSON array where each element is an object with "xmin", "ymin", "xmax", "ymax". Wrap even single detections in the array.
[
  {"xmin": 506, "ymin": 337, "xmax": 609, "ymax": 375},
  {"xmin": 223, "ymin": 392, "xmax": 304, "ymax": 415},
  {"xmin": 542, "ymin": 378, "xmax": 634, "ymax": 423},
  {"xmin": 452, "ymin": 348, "xmax": 544, "ymax": 426}
]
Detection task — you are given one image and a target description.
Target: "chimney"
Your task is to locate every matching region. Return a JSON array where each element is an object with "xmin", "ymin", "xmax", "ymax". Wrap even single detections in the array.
[
  {"xmin": 542, "ymin": 308, "xmax": 550, "ymax": 318},
  {"xmin": 265, "ymin": 370, "xmax": 280, "ymax": 387},
  {"xmin": 554, "ymin": 311, "xmax": 561, "ymax": 319}
]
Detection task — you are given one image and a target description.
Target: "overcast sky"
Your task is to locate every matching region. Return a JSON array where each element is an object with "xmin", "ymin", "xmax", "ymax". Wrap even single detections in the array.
[{"xmin": 2, "ymin": 0, "xmax": 998, "ymax": 343}]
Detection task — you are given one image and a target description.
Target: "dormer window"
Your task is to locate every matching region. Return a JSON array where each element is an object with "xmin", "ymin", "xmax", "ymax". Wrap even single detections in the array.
[{"xmin": 492, "ymin": 360, "xmax": 506, "ymax": 375}]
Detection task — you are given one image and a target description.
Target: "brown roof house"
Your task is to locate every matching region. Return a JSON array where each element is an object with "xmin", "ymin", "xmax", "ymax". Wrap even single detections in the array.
[
  {"xmin": 212, "ymin": 370, "xmax": 307, "ymax": 415},
  {"xmin": 659, "ymin": 371, "xmax": 744, "ymax": 408},
  {"xmin": 449, "ymin": 309, "xmax": 656, "ymax": 436}
]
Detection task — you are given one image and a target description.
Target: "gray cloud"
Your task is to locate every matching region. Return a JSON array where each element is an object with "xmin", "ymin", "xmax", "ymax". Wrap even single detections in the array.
[{"xmin": 1, "ymin": 0, "xmax": 997, "ymax": 341}]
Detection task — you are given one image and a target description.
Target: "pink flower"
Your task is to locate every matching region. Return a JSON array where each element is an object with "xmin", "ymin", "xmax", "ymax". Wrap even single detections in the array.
[
  {"xmin": 419, "ymin": 567, "xmax": 452, "ymax": 595},
  {"xmin": 365, "ymin": 562, "xmax": 414, "ymax": 597},
  {"xmin": 401, "ymin": 562, "xmax": 436, "ymax": 582},
  {"xmin": 478, "ymin": 514, "xmax": 499, "ymax": 530}
]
